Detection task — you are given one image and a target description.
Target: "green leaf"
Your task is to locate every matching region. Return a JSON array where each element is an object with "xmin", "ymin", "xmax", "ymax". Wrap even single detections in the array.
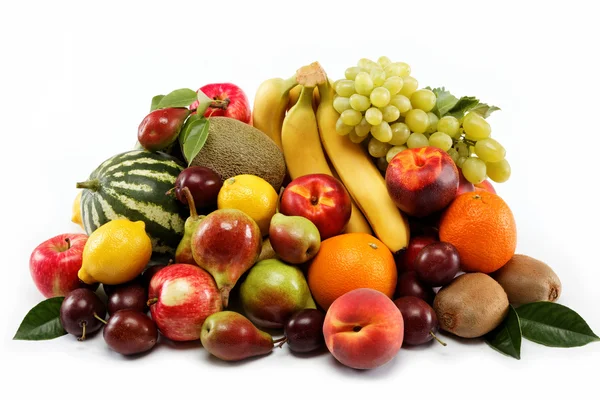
[
  {"xmin": 485, "ymin": 305, "xmax": 522, "ymax": 359},
  {"xmin": 470, "ymin": 103, "xmax": 501, "ymax": 119},
  {"xmin": 516, "ymin": 302, "xmax": 600, "ymax": 348},
  {"xmin": 179, "ymin": 113, "xmax": 202, "ymax": 145},
  {"xmin": 195, "ymin": 90, "xmax": 212, "ymax": 116},
  {"xmin": 446, "ymin": 96, "xmax": 481, "ymax": 119},
  {"xmin": 156, "ymin": 88, "xmax": 198, "ymax": 109},
  {"xmin": 182, "ymin": 117, "xmax": 210, "ymax": 165},
  {"xmin": 13, "ymin": 297, "xmax": 66, "ymax": 341},
  {"xmin": 429, "ymin": 87, "xmax": 459, "ymax": 118},
  {"xmin": 150, "ymin": 95, "xmax": 165, "ymax": 112}
]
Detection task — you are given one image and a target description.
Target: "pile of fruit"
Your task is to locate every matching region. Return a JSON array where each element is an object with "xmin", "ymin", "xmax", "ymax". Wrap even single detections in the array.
[{"xmin": 15, "ymin": 58, "xmax": 598, "ymax": 368}]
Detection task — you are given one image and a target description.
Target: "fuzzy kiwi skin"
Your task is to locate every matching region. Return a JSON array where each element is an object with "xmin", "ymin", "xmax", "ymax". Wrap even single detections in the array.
[
  {"xmin": 491, "ymin": 254, "xmax": 562, "ymax": 305},
  {"xmin": 433, "ymin": 273, "xmax": 509, "ymax": 338},
  {"xmin": 189, "ymin": 117, "xmax": 286, "ymax": 191}
]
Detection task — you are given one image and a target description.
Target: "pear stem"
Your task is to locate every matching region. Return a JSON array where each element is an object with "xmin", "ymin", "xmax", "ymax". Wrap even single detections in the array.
[
  {"xmin": 76, "ymin": 179, "xmax": 100, "ymax": 191},
  {"xmin": 147, "ymin": 298, "xmax": 158, "ymax": 306},
  {"xmin": 78, "ymin": 322, "xmax": 87, "ymax": 341},
  {"xmin": 64, "ymin": 237, "xmax": 71, "ymax": 250},
  {"xmin": 430, "ymin": 331, "xmax": 447, "ymax": 346},
  {"xmin": 220, "ymin": 287, "xmax": 231, "ymax": 309},
  {"xmin": 182, "ymin": 187, "xmax": 198, "ymax": 219},
  {"xmin": 274, "ymin": 337, "xmax": 287, "ymax": 348},
  {"xmin": 94, "ymin": 313, "xmax": 107, "ymax": 325}
]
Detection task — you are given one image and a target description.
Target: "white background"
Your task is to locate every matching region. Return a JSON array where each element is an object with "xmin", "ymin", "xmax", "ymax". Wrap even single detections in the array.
[{"xmin": 1, "ymin": 0, "xmax": 599, "ymax": 399}]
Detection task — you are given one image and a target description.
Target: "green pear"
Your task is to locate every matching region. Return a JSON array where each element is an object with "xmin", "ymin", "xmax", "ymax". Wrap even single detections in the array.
[
  {"xmin": 240, "ymin": 259, "xmax": 316, "ymax": 329},
  {"xmin": 175, "ymin": 187, "xmax": 204, "ymax": 265},
  {"xmin": 269, "ymin": 213, "xmax": 321, "ymax": 264}
]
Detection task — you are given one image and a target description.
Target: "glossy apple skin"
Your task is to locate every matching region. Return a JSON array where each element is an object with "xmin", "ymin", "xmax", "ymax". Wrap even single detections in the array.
[
  {"xmin": 398, "ymin": 235, "xmax": 437, "ymax": 272},
  {"xmin": 280, "ymin": 174, "xmax": 352, "ymax": 240},
  {"xmin": 148, "ymin": 263, "xmax": 222, "ymax": 341},
  {"xmin": 475, "ymin": 179, "xmax": 496, "ymax": 194},
  {"xmin": 386, "ymin": 147, "xmax": 459, "ymax": 218},
  {"xmin": 323, "ymin": 288, "xmax": 404, "ymax": 370},
  {"xmin": 29, "ymin": 233, "xmax": 90, "ymax": 298},
  {"xmin": 190, "ymin": 83, "xmax": 251, "ymax": 124},
  {"xmin": 456, "ymin": 170, "xmax": 476, "ymax": 196},
  {"xmin": 137, "ymin": 107, "xmax": 190, "ymax": 151}
]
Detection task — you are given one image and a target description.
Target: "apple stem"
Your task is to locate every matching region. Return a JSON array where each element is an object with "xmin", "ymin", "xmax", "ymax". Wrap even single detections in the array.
[
  {"xmin": 273, "ymin": 337, "xmax": 287, "ymax": 348},
  {"xmin": 76, "ymin": 179, "xmax": 100, "ymax": 191},
  {"xmin": 209, "ymin": 98, "xmax": 230, "ymax": 110},
  {"xmin": 147, "ymin": 298, "xmax": 158, "ymax": 306},
  {"xmin": 430, "ymin": 331, "xmax": 447, "ymax": 346},
  {"xmin": 78, "ymin": 322, "xmax": 87, "ymax": 341},
  {"xmin": 182, "ymin": 187, "xmax": 198, "ymax": 218},
  {"xmin": 64, "ymin": 237, "xmax": 71, "ymax": 250},
  {"xmin": 168, "ymin": 259, "xmax": 174, "ymax": 265},
  {"xmin": 94, "ymin": 313, "xmax": 107, "ymax": 325}
]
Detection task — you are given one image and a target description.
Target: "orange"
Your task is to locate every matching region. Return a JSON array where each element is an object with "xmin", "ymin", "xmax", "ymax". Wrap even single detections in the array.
[
  {"xmin": 439, "ymin": 191, "xmax": 516, "ymax": 274},
  {"xmin": 307, "ymin": 233, "xmax": 397, "ymax": 310}
]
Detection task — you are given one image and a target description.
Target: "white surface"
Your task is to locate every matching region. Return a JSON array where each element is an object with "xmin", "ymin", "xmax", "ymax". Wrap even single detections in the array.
[{"xmin": 1, "ymin": 1, "xmax": 599, "ymax": 399}]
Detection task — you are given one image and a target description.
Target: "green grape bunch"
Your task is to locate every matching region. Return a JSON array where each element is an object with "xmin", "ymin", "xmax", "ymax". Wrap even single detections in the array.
[{"xmin": 333, "ymin": 57, "xmax": 511, "ymax": 185}]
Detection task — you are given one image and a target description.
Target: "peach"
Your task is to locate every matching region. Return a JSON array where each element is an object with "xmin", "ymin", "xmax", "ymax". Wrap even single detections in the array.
[
  {"xmin": 386, "ymin": 147, "xmax": 459, "ymax": 217},
  {"xmin": 323, "ymin": 288, "xmax": 404, "ymax": 370}
]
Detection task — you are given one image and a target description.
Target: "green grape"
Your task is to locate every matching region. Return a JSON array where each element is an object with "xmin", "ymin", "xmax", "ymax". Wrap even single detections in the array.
[
  {"xmin": 410, "ymin": 89, "xmax": 436, "ymax": 112},
  {"xmin": 368, "ymin": 137, "xmax": 392, "ymax": 158},
  {"xmin": 389, "ymin": 122, "xmax": 411, "ymax": 145},
  {"xmin": 349, "ymin": 94, "xmax": 371, "ymax": 112},
  {"xmin": 455, "ymin": 141, "xmax": 470, "ymax": 158},
  {"xmin": 377, "ymin": 56, "xmax": 392, "ymax": 68},
  {"xmin": 382, "ymin": 77, "xmax": 404, "ymax": 95},
  {"xmin": 390, "ymin": 94, "xmax": 412, "ymax": 114},
  {"xmin": 399, "ymin": 76, "xmax": 418, "ymax": 97},
  {"xmin": 447, "ymin": 148, "xmax": 460, "ymax": 163},
  {"xmin": 345, "ymin": 66, "xmax": 362, "ymax": 80},
  {"xmin": 333, "ymin": 96, "xmax": 351, "ymax": 114},
  {"xmin": 340, "ymin": 109, "xmax": 362, "ymax": 126},
  {"xmin": 407, "ymin": 132, "xmax": 429, "ymax": 149},
  {"xmin": 405, "ymin": 109, "xmax": 429, "ymax": 134},
  {"xmin": 335, "ymin": 80, "xmax": 356, "ymax": 97},
  {"xmin": 462, "ymin": 112, "xmax": 491, "ymax": 140},
  {"xmin": 386, "ymin": 145, "xmax": 408, "ymax": 163},
  {"xmin": 370, "ymin": 87, "xmax": 391, "ymax": 108},
  {"xmin": 349, "ymin": 129, "xmax": 368, "ymax": 144},
  {"xmin": 371, "ymin": 121, "xmax": 392, "ymax": 142},
  {"xmin": 456, "ymin": 156, "xmax": 467, "ymax": 168},
  {"xmin": 355, "ymin": 72, "xmax": 374, "ymax": 95},
  {"xmin": 336, "ymin": 117, "xmax": 354, "ymax": 135},
  {"xmin": 426, "ymin": 112, "xmax": 439, "ymax": 134},
  {"xmin": 385, "ymin": 62, "xmax": 411, "ymax": 78},
  {"xmin": 429, "ymin": 132, "xmax": 453, "ymax": 151},
  {"xmin": 437, "ymin": 116, "xmax": 460, "ymax": 137},
  {"xmin": 486, "ymin": 159, "xmax": 511, "ymax": 183},
  {"xmin": 365, "ymin": 107, "xmax": 383, "ymax": 125},
  {"xmin": 355, "ymin": 118, "xmax": 372, "ymax": 137},
  {"xmin": 376, "ymin": 157, "xmax": 389, "ymax": 172},
  {"xmin": 370, "ymin": 68, "xmax": 386, "ymax": 87},
  {"xmin": 382, "ymin": 105, "xmax": 400, "ymax": 123},
  {"xmin": 358, "ymin": 58, "xmax": 379, "ymax": 71},
  {"xmin": 461, "ymin": 157, "xmax": 487, "ymax": 184},
  {"xmin": 475, "ymin": 138, "xmax": 505, "ymax": 162}
]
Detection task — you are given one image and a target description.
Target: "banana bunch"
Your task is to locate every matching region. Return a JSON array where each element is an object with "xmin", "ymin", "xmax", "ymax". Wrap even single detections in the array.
[{"xmin": 252, "ymin": 62, "xmax": 409, "ymax": 252}]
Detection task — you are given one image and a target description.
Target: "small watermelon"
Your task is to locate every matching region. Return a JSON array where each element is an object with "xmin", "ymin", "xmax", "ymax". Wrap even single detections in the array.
[{"xmin": 77, "ymin": 150, "xmax": 188, "ymax": 255}]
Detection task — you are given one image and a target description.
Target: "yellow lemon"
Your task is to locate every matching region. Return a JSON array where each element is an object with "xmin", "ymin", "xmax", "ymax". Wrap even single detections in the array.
[
  {"xmin": 71, "ymin": 191, "xmax": 84, "ymax": 229},
  {"xmin": 217, "ymin": 174, "xmax": 278, "ymax": 236},
  {"xmin": 78, "ymin": 219, "xmax": 152, "ymax": 285}
]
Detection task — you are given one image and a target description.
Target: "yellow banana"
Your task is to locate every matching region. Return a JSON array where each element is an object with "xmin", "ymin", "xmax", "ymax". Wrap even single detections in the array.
[
  {"xmin": 252, "ymin": 74, "xmax": 298, "ymax": 150},
  {"xmin": 287, "ymin": 85, "xmax": 302, "ymax": 110},
  {"xmin": 316, "ymin": 80, "xmax": 410, "ymax": 253},
  {"xmin": 281, "ymin": 84, "xmax": 372, "ymax": 235}
]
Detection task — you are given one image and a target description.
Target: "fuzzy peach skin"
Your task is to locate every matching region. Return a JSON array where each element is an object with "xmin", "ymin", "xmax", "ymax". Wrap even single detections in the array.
[{"xmin": 323, "ymin": 288, "xmax": 404, "ymax": 370}]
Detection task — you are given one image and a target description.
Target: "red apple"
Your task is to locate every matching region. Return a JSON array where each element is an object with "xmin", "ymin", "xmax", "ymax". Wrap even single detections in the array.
[
  {"xmin": 386, "ymin": 147, "xmax": 459, "ymax": 217},
  {"xmin": 323, "ymin": 288, "xmax": 404, "ymax": 370},
  {"xmin": 190, "ymin": 83, "xmax": 251, "ymax": 124},
  {"xmin": 148, "ymin": 263, "xmax": 222, "ymax": 341},
  {"xmin": 29, "ymin": 233, "xmax": 89, "ymax": 298},
  {"xmin": 456, "ymin": 170, "xmax": 475, "ymax": 196},
  {"xmin": 280, "ymin": 174, "xmax": 352, "ymax": 240},
  {"xmin": 398, "ymin": 235, "xmax": 437, "ymax": 272},
  {"xmin": 475, "ymin": 179, "xmax": 496, "ymax": 194}
]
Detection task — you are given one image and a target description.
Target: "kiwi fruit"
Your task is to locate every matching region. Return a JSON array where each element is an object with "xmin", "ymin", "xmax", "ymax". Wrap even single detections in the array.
[
  {"xmin": 188, "ymin": 117, "xmax": 286, "ymax": 191},
  {"xmin": 434, "ymin": 273, "xmax": 509, "ymax": 338},
  {"xmin": 491, "ymin": 254, "xmax": 561, "ymax": 305}
]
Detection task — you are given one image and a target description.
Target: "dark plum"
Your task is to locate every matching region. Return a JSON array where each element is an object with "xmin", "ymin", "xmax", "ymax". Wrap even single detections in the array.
[
  {"xmin": 103, "ymin": 310, "xmax": 158, "ymax": 355},
  {"xmin": 60, "ymin": 288, "xmax": 107, "ymax": 341},
  {"xmin": 395, "ymin": 271, "xmax": 435, "ymax": 305},
  {"xmin": 175, "ymin": 166, "xmax": 222, "ymax": 210},
  {"xmin": 393, "ymin": 296, "xmax": 445, "ymax": 346},
  {"xmin": 281, "ymin": 309, "xmax": 325, "ymax": 353},
  {"xmin": 398, "ymin": 235, "xmax": 437, "ymax": 272},
  {"xmin": 107, "ymin": 281, "xmax": 148, "ymax": 315},
  {"xmin": 414, "ymin": 242, "xmax": 461, "ymax": 287}
]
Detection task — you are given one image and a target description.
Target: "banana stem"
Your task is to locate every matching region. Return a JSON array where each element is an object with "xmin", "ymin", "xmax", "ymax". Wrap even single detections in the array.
[
  {"xmin": 283, "ymin": 74, "xmax": 299, "ymax": 94},
  {"xmin": 296, "ymin": 62, "xmax": 327, "ymax": 87},
  {"xmin": 297, "ymin": 85, "xmax": 314, "ymax": 108}
]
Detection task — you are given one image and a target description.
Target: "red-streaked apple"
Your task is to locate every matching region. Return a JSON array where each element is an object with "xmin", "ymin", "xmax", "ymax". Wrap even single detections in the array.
[
  {"xmin": 29, "ymin": 233, "xmax": 89, "ymax": 298},
  {"xmin": 280, "ymin": 174, "xmax": 351, "ymax": 240},
  {"xmin": 323, "ymin": 288, "xmax": 404, "ymax": 370},
  {"xmin": 386, "ymin": 146, "xmax": 459, "ymax": 217},
  {"xmin": 148, "ymin": 263, "xmax": 222, "ymax": 341},
  {"xmin": 190, "ymin": 83, "xmax": 251, "ymax": 124}
]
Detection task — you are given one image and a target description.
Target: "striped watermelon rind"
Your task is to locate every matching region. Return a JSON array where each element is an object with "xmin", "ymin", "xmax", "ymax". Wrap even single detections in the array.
[{"xmin": 77, "ymin": 150, "xmax": 188, "ymax": 255}]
